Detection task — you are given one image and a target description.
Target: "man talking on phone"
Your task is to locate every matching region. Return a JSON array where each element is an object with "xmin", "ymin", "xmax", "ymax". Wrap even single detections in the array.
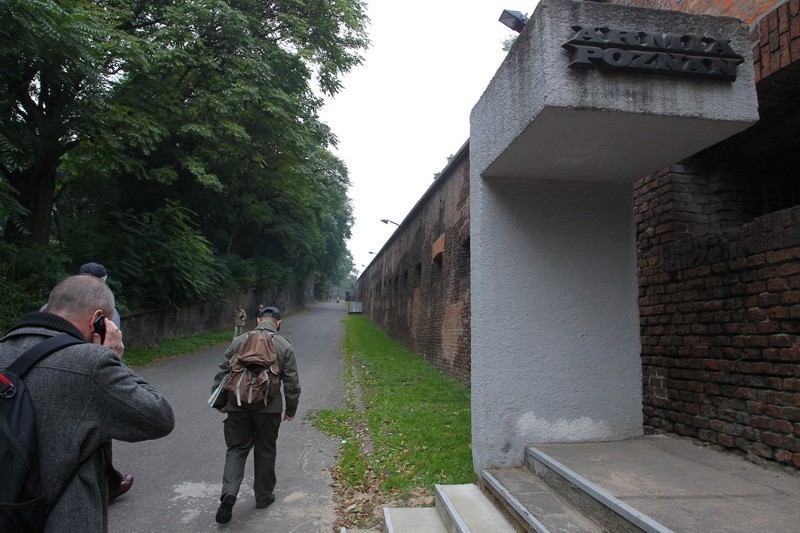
[
  {"xmin": 40, "ymin": 261, "xmax": 134, "ymax": 500},
  {"xmin": 0, "ymin": 275, "xmax": 175, "ymax": 531}
]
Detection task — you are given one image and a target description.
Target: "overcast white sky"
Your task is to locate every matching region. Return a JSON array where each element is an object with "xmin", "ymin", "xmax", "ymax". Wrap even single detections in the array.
[{"xmin": 321, "ymin": 1, "xmax": 540, "ymax": 277}]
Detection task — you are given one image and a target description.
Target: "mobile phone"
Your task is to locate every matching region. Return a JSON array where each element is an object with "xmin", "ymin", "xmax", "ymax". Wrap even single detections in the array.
[{"xmin": 93, "ymin": 314, "xmax": 106, "ymax": 343}]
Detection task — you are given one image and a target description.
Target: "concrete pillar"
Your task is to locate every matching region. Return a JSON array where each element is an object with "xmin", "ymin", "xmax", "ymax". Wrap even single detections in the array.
[{"xmin": 469, "ymin": 0, "xmax": 758, "ymax": 469}]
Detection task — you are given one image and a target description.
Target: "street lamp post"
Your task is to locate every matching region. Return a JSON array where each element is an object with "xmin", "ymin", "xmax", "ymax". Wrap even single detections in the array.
[{"xmin": 380, "ymin": 218, "xmax": 402, "ymax": 253}]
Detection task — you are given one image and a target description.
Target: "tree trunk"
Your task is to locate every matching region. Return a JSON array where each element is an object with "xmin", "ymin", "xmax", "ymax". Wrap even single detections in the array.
[{"xmin": 5, "ymin": 152, "xmax": 60, "ymax": 245}]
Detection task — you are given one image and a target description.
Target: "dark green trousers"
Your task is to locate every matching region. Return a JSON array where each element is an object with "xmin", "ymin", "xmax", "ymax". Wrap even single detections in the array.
[{"xmin": 221, "ymin": 411, "xmax": 281, "ymax": 504}]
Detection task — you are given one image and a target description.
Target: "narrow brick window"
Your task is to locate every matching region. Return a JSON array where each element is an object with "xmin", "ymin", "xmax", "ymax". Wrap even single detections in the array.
[{"xmin": 431, "ymin": 252, "xmax": 443, "ymax": 285}]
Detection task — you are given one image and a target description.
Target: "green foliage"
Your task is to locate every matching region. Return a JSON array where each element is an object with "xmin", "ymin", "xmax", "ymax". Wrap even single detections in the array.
[
  {"xmin": 102, "ymin": 202, "xmax": 220, "ymax": 308},
  {"xmin": 252, "ymin": 257, "xmax": 295, "ymax": 289},
  {"xmin": 217, "ymin": 255, "xmax": 257, "ymax": 296},
  {"xmin": 502, "ymin": 34, "xmax": 518, "ymax": 52},
  {"xmin": 0, "ymin": 0, "xmax": 138, "ymax": 242},
  {"xmin": 312, "ymin": 315, "xmax": 473, "ymax": 506},
  {"xmin": 0, "ymin": 242, "xmax": 70, "ymax": 331},
  {"xmin": 1, "ymin": 0, "xmax": 367, "ymax": 313}
]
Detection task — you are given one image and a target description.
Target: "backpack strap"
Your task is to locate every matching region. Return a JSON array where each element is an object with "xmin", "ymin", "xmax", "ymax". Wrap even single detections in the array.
[
  {"xmin": 8, "ymin": 334, "xmax": 85, "ymax": 377},
  {"xmin": 4, "ymin": 333, "xmax": 89, "ymax": 511}
]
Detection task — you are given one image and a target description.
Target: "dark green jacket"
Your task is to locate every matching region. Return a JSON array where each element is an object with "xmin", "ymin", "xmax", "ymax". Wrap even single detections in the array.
[{"xmin": 212, "ymin": 320, "xmax": 300, "ymax": 417}]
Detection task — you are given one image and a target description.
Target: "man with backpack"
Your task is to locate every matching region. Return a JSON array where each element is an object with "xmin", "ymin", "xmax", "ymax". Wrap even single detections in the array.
[
  {"xmin": 0, "ymin": 275, "xmax": 175, "ymax": 531},
  {"xmin": 211, "ymin": 306, "xmax": 301, "ymax": 524},
  {"xmin": 40, "ymin": 261, "xmax": 134, "ymax": 502}
]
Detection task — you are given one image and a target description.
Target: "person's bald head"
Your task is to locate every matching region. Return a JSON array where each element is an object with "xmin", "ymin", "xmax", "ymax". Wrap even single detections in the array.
[{"xmin": 47, "ymin": 275, "xmax": 115, "ymax": 323}]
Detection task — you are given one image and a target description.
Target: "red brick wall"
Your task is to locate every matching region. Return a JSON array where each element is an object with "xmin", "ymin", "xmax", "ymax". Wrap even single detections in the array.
[
  {"xmin": 751, "ymin": 0, "xmax": 800, "ymax": 84},
  {"xmin": 621, "ymin": 0, "xmax": 786, "ymax": 25},
  {"xmin": 634, "ymin": 0, "xmax": 800, "ymax": 468},
  {"xmin": 619, "ymin": 1, "xmax": 800, "ymax": 84},
  {"xmin": 355, "ymin": 146, "xmax": 471, "ymax": 384},
  {"xmin": 637, "ymin": 160, "xmax": 800, "ymax": 467}
]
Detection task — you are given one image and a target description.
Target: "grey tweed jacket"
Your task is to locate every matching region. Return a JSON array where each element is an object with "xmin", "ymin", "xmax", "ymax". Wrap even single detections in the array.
[{"xmin": 0, "ymin": 312, "xmax": 175, "ymax": 532}]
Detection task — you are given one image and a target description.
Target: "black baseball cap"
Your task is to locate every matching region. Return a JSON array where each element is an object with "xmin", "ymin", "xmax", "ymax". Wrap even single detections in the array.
[
  {"xmin": 258, "ymin": 306, "xmax": 281, "ymax": 320},
  {"xmin": 79, "ymin": 262, "xmax": 108, "ymax": 278}
]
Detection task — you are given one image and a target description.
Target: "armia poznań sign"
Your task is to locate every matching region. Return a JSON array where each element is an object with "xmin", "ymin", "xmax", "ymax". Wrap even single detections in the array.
[{"xmin": 562, "ymin": 26, "xmax": 744, "ymax": 81}]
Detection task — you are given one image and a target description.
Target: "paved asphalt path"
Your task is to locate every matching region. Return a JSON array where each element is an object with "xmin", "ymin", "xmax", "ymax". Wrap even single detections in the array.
[{"xmin": 108, "ymin": 301, "xmax": 347, "ymax": 532}]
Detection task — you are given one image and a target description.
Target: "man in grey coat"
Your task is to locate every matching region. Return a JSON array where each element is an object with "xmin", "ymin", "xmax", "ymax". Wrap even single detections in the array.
[
  {"xmin": 0, "ymin": 275, "xmax": 175, "ymax": 531},
  {"xmin": 211, "ymin": 306, "xmax": 301, "ymax": 523}
]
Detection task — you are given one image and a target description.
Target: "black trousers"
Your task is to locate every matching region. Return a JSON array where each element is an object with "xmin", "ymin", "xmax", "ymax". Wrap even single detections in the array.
[{"xmin": 221, "ymin": 411, "xmax": 282, "ymax": 504}]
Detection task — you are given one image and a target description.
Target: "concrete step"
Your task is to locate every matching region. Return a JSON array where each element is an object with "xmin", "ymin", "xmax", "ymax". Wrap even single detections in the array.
[
  {"xmin": 379, "ymin": 435, "xmax": 800, "ymax": 533},
  {"xmin": 436, "ymin": 483, "xmax": 517, "ymax": 532},
  {"xmin": 481, "ymin": 468, "xmax": 604, "ymax": 532},
  {"xmin": 383, "ymin": 506, "xmax": 447, "ymax": 533},
  {"xmin": 523, "ymin": 444, "xmax": 669, "ymax": 532},
  {"xmin": 530, "ymin": 436, "xmax": 800, "ymax": 533},
  {"xmin": 383, "ymin": 484, "xmax": 516, "ymax": 533}
]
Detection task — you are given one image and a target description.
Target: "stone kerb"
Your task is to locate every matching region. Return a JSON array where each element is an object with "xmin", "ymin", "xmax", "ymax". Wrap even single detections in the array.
[{"xmin": 470, "ymin": 0, "xmax": 759, "ymax": 185}]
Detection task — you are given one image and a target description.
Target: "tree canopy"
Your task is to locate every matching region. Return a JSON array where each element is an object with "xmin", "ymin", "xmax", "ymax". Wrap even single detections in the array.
[{"xmin": 0, "ymin": 0, "xmax": 366, "ymax": 320}]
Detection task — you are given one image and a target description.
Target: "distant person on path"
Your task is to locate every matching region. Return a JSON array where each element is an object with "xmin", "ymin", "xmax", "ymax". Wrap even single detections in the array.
[
  {"xmin": 211, "ymin": 306, "xmax": 301, "ymax": 524},
  {"xmin": 0, "ymin": 275, "xmax": 175, "ymax": 531},
  {"xmin": 234, "ymin": 307, "xmax": 247, "ymax": 337},
  {"xmin": 78, "ymin": 262, "xmax": 122, "ymax": 326}
]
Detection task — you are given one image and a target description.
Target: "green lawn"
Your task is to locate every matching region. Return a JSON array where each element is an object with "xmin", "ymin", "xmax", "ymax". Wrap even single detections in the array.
[
  {"xmin": 308, "ymin": 314, "xmax": 473, "ymax": 527},
  {"xmin": 122, "ymin": 329, "xmax": 233, "ymax": 367}
]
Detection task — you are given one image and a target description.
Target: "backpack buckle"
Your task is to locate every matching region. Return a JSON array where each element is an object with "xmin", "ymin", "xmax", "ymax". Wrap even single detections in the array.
[{"xmin": 0, "ymin": 373, "xmax": 16, "ymax": 398}]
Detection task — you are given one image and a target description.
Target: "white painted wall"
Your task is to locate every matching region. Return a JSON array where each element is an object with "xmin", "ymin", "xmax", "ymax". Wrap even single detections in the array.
[{"xmin": 470, "ymin": 178, "xmax": 642, "ymax": 468}]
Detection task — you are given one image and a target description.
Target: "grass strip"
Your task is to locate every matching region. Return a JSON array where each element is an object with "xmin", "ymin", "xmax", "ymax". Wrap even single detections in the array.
[
  {"xmin": 123, "ymin": 329, "xmax": 233, "ymax": 367},
  {"xmin": 309, "ymin": 314, "xmax": 473, "ymax": 527}
]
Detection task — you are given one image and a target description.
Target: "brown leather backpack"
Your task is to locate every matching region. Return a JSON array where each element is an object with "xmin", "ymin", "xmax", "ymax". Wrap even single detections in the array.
[{"xmin": 223, "ymin": 332, "xmax": 280, "ymax": 409}]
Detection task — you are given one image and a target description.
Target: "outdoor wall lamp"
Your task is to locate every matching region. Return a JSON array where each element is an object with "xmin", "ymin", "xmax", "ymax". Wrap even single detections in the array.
[
  {"xmin": 499, "ymin": 9, "xmax": 528, "ymax": 33},
  {"xmin": 381, "ymin": 219, "xmax": 400, "ymax": 226}
]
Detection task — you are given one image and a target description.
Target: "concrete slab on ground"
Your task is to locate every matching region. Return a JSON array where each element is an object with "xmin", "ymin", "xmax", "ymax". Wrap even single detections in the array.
[{"xmin": 534, "ymin": 435, "xmax": 800, "ymax": 533}]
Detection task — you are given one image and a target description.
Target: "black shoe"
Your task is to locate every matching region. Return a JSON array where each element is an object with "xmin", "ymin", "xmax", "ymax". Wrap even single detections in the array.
[
  {"xmin": 108, "ymin": 474, "xmax": 134, "ymax": 503},
  {"xmin": 256, "ymin": 494, "xmax": 276, "ymax": 509},
  {"xmin": 215, "ymin": 493, "xmax": 237, "ymax": 523}
]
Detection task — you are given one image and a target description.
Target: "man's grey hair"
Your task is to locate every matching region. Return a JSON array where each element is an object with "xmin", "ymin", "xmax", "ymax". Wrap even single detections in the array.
[{"xmin": 47, "ymin": 275, "xmax": 115, "ymax": 320}]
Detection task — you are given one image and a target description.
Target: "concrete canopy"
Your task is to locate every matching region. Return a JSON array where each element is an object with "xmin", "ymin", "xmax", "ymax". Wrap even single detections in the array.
[
  {"xmin": 471, "ymin": 0, "xmax": 759, "ymax": 183},
  {"xmin": 483, "ymin": 108, "xmax": 754, "ymax": 183}
]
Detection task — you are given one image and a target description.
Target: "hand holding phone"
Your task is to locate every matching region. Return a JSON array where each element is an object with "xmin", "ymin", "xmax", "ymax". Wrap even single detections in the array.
[{"xmin": 92, "ymin": 314, "xmax": 106, "ymax": 344}]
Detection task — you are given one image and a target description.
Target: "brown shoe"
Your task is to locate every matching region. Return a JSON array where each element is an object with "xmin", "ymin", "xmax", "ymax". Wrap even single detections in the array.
[{"xmin": 109, "ymin": 474, "xmax": 134, "ymax": 503}]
